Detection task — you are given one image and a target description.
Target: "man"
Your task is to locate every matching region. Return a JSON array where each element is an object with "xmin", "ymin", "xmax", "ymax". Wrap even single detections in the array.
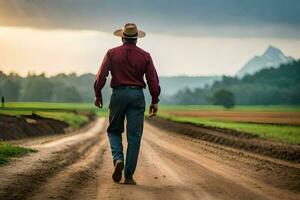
[
  {"xmin": 94, "ymin": 23, "xmax": 160, "ymax": 185},
  {"xmin": 1, "ymin": 96, "xmax": 4, "ymax": 109}
]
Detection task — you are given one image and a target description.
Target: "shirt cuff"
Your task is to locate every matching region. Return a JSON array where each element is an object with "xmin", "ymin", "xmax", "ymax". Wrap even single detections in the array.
[
  {"xmin": 95, "ymin": 93, "xmax": 102, "ymax": 99},
  {"xmin": 151, "ymin": 97, "xmax": 159, "ymax": 104}
]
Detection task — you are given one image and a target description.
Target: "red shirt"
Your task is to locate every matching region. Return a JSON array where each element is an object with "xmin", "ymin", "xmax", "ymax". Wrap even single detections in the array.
[{"xmin": 94, "ymin": 43, "xmax": 161, "ymax": 104}]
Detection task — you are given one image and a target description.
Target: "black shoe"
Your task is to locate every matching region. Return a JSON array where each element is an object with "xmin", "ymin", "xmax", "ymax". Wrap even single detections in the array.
[
  {"xmin": 112, "ymin": 160, "xmax": 124, "ymax": 183},
  {"xmin": 124, "ymin": 178, "xmax": 137, "ymax": 185}
]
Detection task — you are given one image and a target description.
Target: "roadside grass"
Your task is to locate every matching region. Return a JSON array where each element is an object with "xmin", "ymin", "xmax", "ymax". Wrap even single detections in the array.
[
  {"xmin": 0, "ymin": 140, "xmax": 37, "ymax": 165},
  {"xmin": 96, "ymin": 110, "xmax": 109, "ymax": 117},
  {"xmin": 37, "ymin": 111, "xmax": 89, "ymax": 128},
  {"xmin": 4, "ymin": 102, "xmax": 95, "ymax": 111},
  {"xmin": 159, "ymin": 113, "xmax": 300, "ymax": 145},
  {"xmin": 0, "ymin": 110, "xmax": 89, "ymax": 128}
]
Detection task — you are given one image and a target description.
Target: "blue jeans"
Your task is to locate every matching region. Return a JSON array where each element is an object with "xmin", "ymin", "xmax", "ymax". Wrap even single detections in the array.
[{"xmin": 107, "ymin": 88, "xmax": 145, "ymax": 179}]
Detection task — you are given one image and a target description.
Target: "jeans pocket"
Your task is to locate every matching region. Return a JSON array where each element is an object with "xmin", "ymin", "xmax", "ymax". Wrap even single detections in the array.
[
  {"xmin": 137, "ymin": 96, "xmax": 146, "ymax": 110},
  {"xmin": 109, "ymin": 92, "xmax": 116, "ymax": 109}
]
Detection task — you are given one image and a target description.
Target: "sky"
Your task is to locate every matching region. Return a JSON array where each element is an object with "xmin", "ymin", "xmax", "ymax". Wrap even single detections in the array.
[{"xmin": 0, "ymin": 0, "xmax": 300, "ymax": 76}]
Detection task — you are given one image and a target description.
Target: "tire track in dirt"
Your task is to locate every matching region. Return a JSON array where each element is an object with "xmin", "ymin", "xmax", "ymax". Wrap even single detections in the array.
[
  {"xmin": 30, "ymin": 139, "xmax": 107, "ymax": 200},
  {"xmin": 95, "ymin": 130, "xmax": 192, "ymax": 200},
  {"xmin": 143, "ymin": 122, "xmax": 300, "ymax": 200},
  {"xmin": 142, "ymin": 136, "xmax": 268, "ymax": 200},
  {"xmin": 95, "ymin": 137, "xmax": 190, "ymax": 200},
  {"xmin": 144, "ymin": 121, "xmax": 300, "ymax": 192},
  {"xmin": 95, "ymin": 121, "xmax": 300, "ymax": 200},
  {"xmin": 0, "ymin": 118, "xmax": 106, "ymax": 200}
]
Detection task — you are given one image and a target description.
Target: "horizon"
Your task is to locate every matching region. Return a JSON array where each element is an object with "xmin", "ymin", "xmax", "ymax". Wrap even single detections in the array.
[
  {"xmin": 0, "ymin": 68, "xmax": 221, "ymax": 78},
  {"xmin": 1, "ymin": 42, "xmax": 299, "ymax": 78}
]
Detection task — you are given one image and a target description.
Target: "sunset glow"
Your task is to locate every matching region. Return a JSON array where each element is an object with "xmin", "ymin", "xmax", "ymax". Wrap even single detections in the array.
[{"xmin": 1, "ymin": 26, "xmax": 300, "ymax": 76}]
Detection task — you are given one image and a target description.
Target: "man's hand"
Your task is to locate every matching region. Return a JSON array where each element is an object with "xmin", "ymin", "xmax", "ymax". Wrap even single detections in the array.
[
  {"xmin": 149, "ymin": 103, "xmax": 158, "ymax": 117},
  {"xmin": 94, "ymin": 97, "xmax": 103, "ymax": 108}
]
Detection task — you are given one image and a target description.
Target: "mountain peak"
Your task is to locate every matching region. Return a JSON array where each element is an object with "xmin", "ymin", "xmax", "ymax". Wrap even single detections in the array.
[
  {"xmin": 264, "ymin": 46, "xmax": 283, "ymax": 56},
  {"xmin": 236, "ymin": 45, "xmax": 294, "ymax": 78}
]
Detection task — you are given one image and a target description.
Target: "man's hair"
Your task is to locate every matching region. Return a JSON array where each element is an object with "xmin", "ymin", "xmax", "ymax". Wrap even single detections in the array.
[{"xmin": 122, "ymin": 37, "xmax": 137, "ymax": 44}]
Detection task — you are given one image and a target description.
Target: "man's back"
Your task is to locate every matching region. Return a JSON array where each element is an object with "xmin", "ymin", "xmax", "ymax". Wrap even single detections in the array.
[
  {"xmin": 109, "ymin": 43, "xmax": 151, "ymax": 88},
  {"xmin": 94, "ymin": 42, "xmax": 160, "ymax": 104}
]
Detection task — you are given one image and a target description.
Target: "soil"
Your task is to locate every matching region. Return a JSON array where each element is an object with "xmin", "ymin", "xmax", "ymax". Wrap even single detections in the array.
[
  {"xmin": 0, "ymin": 114, "xmax": 69, "ymax": 140},
  {"xmin": 146, "ymin": 117, "xmax": 300, "ymax": 163},
  {"xmin": 0, "ymin": 117, "xmax": 299, "ymax": 200},
  {"xmin": 165, "ymin": 110, "xmax": 300, "ymax": 126}
]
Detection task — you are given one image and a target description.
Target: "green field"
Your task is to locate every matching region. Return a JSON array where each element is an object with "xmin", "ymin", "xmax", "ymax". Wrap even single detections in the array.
[
  {"xmin": 1, "ymin": 103, "xmax": 300, "ymax": 144},
  {"xmin": 0, "ymin": 140, "xmax": 37, "ymax": 165},
  {"xmin": 3, "ymin": 102, "xmax": 98, "ymax": 111},
  {"xmin": 0, "ymin": 102, "xmax": 108, "ymax": 128},
  {"xmin": 0, "ymin": 110, "xmax": 89, "ymax": 128},
  {"xmin": 159, "ymin": 113, "xmax": 300, "ymax": 144},
  {"xmin": 7, "ymin": 102, "xmax": 299, "ymax": 113},
  {"xmin": 158, "ymin": 105, "xmax": 300, "ymax": 145}
]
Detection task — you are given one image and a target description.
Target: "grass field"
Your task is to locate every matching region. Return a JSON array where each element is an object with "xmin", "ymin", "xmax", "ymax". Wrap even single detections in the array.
[
  {"xmin": 159, "ymin": 105, "xmax": 300, "ymax": 145},
  {"xmin": 0, "ymin": 110, "xmax": 89, "ymax": 128},
  {"xmin": 3, "ymin": 102, "xmax": 96, "ymax": 111},
  {"xmin": 0, "ymin": 102, "xmax": 108, "ymax": 128},
  {"xmin": 0, "ymin": 140, "xmax": 37, "ymax": 165},
  {"xmin": 1, "ymin": 102, "xmax": 300, "ymax": 144}
]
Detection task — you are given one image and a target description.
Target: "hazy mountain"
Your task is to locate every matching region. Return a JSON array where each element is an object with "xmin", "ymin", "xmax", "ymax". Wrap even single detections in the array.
[
  {"xmin": 236, "ymin": 46, "xmax": 294, "ymax": 78},
  {"xmin": 170, "ymin": 60, "xmax": 300, "ymax": 105},
  {"xmin": 159, "ymin": 76, "xmax": 220, "ymax": 96}
]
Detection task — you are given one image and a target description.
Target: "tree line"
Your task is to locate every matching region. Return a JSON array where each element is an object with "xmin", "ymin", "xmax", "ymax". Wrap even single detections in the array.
[
  {"xmin": 166, "ymin": 60, "xmax": 300, "ymax": 105},
  {"xmin": 0, "ymin": 72, "xmax": 110, "ymax": 103},
  {"xmin": 0, "ymin": 60, "xmax": 299, "ymax": 105}
]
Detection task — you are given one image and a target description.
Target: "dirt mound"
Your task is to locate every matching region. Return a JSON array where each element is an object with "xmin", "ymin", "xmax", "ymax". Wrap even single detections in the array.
[
  {"xmin": 0, "ymin": 114, "xmax": 68, "ymax": 140},
  {"xmin": 146, "ymin": 117, "xmax": 300, "ymax": 163}
]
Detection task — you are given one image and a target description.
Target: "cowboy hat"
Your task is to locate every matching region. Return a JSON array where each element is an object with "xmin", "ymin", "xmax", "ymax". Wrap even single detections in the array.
[{"xmin": 113, "ymin": 23, "xmax": 145, "ymax": 38}]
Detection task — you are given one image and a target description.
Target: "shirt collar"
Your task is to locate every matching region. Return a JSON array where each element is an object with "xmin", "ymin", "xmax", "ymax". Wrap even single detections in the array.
[{"xmin": 123, "ymin": 43, "xmax": 136, "ymax": 46}]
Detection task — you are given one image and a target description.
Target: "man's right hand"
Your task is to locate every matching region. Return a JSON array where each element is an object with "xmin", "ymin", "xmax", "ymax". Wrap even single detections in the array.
[
  {"xmin": 149, "ymin": 103, "xmax": 158, "ymax": 117},
  {"xmin": 94, "ymin": 97, "xmax": 103, "ymax": 108}
]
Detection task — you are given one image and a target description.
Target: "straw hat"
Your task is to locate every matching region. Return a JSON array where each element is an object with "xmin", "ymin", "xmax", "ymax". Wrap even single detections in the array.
[{"xmin": 113, "ymin": 23, "xmax": 145, "ymax": 38}]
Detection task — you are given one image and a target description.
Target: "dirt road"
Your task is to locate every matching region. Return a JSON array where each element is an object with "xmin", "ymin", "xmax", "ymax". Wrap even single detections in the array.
[{"xmin": 0, "ymin": 117, "xmax": 299, "ymax": 200}]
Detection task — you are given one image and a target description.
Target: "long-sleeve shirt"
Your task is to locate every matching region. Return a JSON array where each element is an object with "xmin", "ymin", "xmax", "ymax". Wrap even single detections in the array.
[{"xmin": 94, "ymin": 43, "xmax": 161, "ymax": 104}]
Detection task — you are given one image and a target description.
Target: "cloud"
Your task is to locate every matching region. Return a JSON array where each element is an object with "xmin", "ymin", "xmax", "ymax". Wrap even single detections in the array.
[
  {"xmin": 1, "ymin": 26, "xmax": 300, "ymax": 76},
  {"xmin": 0, "ymin": 0, "xmax": 300, "ymax": 38}
]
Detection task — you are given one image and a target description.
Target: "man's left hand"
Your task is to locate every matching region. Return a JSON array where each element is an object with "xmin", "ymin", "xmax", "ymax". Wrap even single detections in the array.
[
  {"xmin": 149, "ymin": 103, "xmax": 158, "ymax": 117},
  {"xmin": 94, "ymin": 97, "xmax": 103, "ymax": 108}
]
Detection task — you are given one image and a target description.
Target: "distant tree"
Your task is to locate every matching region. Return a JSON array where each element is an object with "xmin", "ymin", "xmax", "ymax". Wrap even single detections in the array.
[
  {"xmin": 169, "ymin": 87, "xmax": 210, "ymax": 105},
  {"xmin": 1, "ymin": 79, "xmax": 21, "ymax": 101},
  {"xmin": 63, "ymin": 86, "xmax": 82, "ymax": 102},
  {"xmin": 53, "ymin": 84, "xmax": 83, "ymax": 102},
  {"xmin": 21, "ymin": 75, "xmax": 54, "ymax": 101},
  {"xmin": 0, "ymin": 89, "xmax": 2, "ymax": 107},
  {"xmin": 0, "ymin": 71, "xmax": 6, "ymax": 84},
  {"xmin": 212, "ymin": 89, "xmax": 235, "ymax": 109}
]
